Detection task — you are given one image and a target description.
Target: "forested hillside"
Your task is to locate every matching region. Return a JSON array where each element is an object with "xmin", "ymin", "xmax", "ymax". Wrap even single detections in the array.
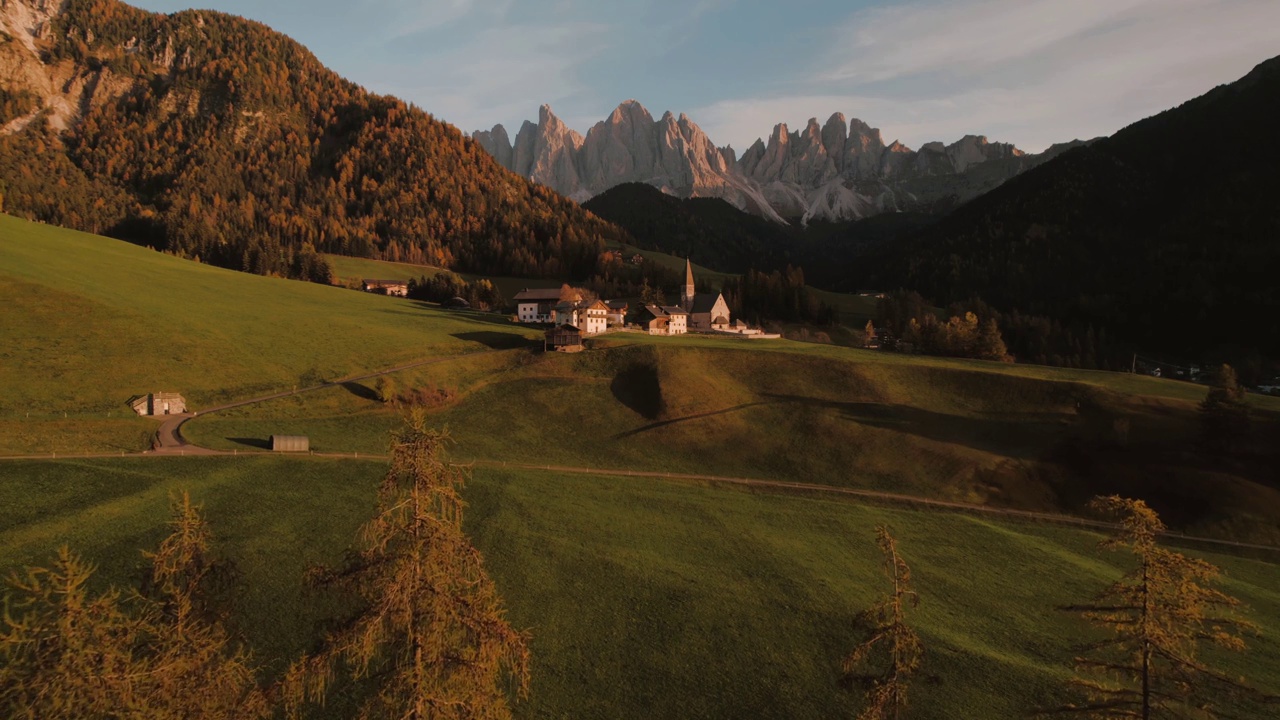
[
  {"xmin": 0, "ymin": 0, "xmax": 625, "ymax": 280},
  {"xmin": 886, "ymin": 56, "xmax": 1280, "ymax": 362}
]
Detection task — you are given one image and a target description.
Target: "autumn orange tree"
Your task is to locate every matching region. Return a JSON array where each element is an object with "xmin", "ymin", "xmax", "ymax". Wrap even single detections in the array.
[
  {"xmin": 0, "ymin": 493, "xmax": 268, "ymax": 719},
  {"xmin": 845, "ymin": 525, "xmax": 923, "ymax": 720},
  {"xmin": 284, "ymin": 415, "xmax": 530, "ymax": 719},
  {"xmin": 1057, "ymin": 496, "xmax": 1270, "ymax": 719}
]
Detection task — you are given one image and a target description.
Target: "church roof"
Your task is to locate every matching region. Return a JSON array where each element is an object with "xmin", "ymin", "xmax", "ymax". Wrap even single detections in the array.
[
  {"xmin": 689, "ymin": 292, "xmax": 725, "ymax": 314},
  {"xmin": 684, "ymin": 257, "xmax": 695, "ymax": 289}
]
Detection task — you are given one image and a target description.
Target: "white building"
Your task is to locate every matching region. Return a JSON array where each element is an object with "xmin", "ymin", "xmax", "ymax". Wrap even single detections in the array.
[
  {"xmin": 644, "ymin": 305, "xmax": 688, "ymax": 335},
  {"xmin": 554, "ymin": 299, "xmax": 609, "ymax": 335},
  {"xmin": 514, "ymin": 288, "xmax": 563, "ymax": 324}
]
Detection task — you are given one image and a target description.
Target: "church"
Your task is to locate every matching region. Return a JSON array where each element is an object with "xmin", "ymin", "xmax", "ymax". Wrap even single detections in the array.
[{"xmin": 680, "ymin": 258, "xmax": 732, "ymax": 331}]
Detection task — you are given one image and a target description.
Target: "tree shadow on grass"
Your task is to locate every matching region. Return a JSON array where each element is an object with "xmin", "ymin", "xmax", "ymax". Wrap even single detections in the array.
[
  {"xmin": 451, "ymin": 331, "xmax": 533, "ymax": 350},
  {"xmin": 342, "ymin": 381, "xmax": 380, "ymax": 402}
]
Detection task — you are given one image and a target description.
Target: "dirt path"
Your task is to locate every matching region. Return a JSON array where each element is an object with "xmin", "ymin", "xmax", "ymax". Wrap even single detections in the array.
[{"xmin": 147, "ymin": 348, "xmax": 519, "ymax": 454}]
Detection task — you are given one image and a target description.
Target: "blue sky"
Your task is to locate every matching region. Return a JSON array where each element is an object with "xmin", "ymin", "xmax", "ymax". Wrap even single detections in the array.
[{"xmin": 130, "ymin": 0, "xmax": 1280, "ymax": 153}]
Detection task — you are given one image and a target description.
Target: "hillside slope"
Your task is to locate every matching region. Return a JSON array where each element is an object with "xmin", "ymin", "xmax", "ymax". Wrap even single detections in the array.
[
  {"xmin": 889, "ymin": 55, "xmax": 1280, "ymax": 360},
  {"xmin": 0, "ymin": 0, "xmax": 623, "ymax": 279}
]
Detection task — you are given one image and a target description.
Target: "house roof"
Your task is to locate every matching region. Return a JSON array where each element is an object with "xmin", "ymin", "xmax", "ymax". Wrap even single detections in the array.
[
  {"xmin": 362, "ymin": 279, "xmax": 408, "ymax": 286},
  {"xmin": 689, "ymin": 292, "xmax": 725, "ymax": 314},
  {"xmin": 660, "ymin": 305, "xmax": 688, "ymax": 316},
  {"xmin": 606, "ymin": 300, "xmax": 628, "ymax": 310},
  {"xmin": 546, "ymin": 324, "xmax": 582, "ymax": 336},
  {"xmin": 514, "ymin": 288, "xmax": 563, "ymax": 302}
]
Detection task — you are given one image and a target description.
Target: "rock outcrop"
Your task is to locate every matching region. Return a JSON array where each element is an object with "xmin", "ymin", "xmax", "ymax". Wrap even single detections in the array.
[{"xmin": 476, "ymin": 102, "xmax": 1072, "ymax": 224}]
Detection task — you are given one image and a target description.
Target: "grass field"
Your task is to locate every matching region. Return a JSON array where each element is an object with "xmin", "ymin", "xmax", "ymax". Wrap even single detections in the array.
[
  {"xmin": 323, "ymin": 253, "xmax": 563, "ymax": 302},
  {"xmin": 1, "ymin": 456, "xmax": 1276, "ymax": 719},
  {"xmin": 0, "ymin": 215, "xmax": 540, "ymax": 453},
  {"xmin": 185, "ymin": 336, "xmax": 1280, "ymax": 544}
]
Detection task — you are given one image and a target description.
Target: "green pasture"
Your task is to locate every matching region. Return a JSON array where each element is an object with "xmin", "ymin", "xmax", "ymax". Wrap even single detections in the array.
[
  {"xmin": 322, "ymin": 253, "xmax": 561, "ymax": 301},
  {"xmin": 0, "ymin": 215, "xmax": 539, "ymax": 452},
  {"xmin": 0, "ymin": 456, "xmax": 1276, "ymax": 719}
]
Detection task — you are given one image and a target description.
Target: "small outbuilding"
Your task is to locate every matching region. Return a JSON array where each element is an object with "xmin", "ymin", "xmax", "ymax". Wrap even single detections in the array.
[
  {"xmin": 130, "ymin": 392, "xmax": 187, "ymax": 416},
  {"xmin": 544, "ymin": 324, "xmax": 584, "ymax": 353},
  {"xmin": 270, "ymin": 435, "xmax": 310, "ymax": 452},
  {"xmin": 362, "ymin": 279, "xmax": 409, "ymax": 296}
]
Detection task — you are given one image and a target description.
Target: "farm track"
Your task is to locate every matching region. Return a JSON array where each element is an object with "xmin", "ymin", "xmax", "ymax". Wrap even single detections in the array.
[{"xmin": 2, "ymin": 346, "xmax": 1278, "ymax": 557}]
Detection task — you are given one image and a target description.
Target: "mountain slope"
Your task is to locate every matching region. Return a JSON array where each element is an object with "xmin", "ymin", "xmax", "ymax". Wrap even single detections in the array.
[
  {"xmin": 0, "ymin": 0, "xmax": 624, "ymax": 280},
  {"xmin": 893, "ymin": 56, "xmax": 1280, "ymax": 360},
  {"xmin": 476, "ymin": 101, "xmax": 1086, "ymax": 224}
]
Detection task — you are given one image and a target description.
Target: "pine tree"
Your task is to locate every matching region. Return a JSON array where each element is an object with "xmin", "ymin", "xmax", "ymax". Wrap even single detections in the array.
[
  {"xmin": 285, "ymin": 414, "xmax": 530, "ymax": 719},
  {"xmin": 845, "ymin": 525, "xmax": 922, "ymax": 720},
  {"xmin": 1057, "ymin": 496, "xmax": 1268, "ymax": 719}
]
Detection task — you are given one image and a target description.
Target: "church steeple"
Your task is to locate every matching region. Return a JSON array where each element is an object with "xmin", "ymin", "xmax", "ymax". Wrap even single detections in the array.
[{"xmin": 681, "ymin": 257, "xmax": 696, "ymax": 310}]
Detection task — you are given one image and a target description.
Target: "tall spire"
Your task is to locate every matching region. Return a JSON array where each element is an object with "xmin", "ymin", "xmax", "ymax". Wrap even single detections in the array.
[{"xmin": 681, "ymin": 257, "xmax": 696, "ymax": 311}]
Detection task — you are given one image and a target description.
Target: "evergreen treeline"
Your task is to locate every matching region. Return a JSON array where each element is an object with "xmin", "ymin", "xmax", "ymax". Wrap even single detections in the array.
[
  {"xmin": 879, "ymin": 56, "xmax": 1280, "ymax": 364},
  {"xmin": 722, "ymin": 266, "xmax": 837, "ymax": 326},
  {"xmin": 0, "ymin": 0, "xmax": 625, "ymax": 282},
  {"xmin": 406, "ymin": 273, "xmax": 504, "ymax": 311}
]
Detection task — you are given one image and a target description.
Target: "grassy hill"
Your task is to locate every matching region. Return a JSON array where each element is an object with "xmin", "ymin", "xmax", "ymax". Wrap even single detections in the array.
[
  {"xmin": 4, "ymin": 218, "xmax": 1280, "ymax": 715},
  {"xmin": 0, "ymin": 214, "xmax": 539, "ymax": 453},
  {"xmin": 1, "ymin": 457, "xmax": 1276, "ymax": 719}
]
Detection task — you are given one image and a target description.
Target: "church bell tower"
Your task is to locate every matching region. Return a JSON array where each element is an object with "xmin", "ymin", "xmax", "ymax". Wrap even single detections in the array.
[{"xmin": 681, "ymin": 257, "xmax": 695, "ymax": 311}]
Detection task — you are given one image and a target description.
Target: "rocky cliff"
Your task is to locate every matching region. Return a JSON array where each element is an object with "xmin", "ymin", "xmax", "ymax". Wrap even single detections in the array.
[{"xmin": 476, "ymin": 101, "xmax": 1083, "ymax": 224}]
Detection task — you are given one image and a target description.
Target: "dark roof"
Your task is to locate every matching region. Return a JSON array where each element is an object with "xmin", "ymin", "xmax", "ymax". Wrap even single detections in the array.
[
  {"xmin": 546, "ymin": 324, "xmax": 582, "ymax": 337},
  {"xmin": 362, "ymin": 278, "xmax": 408, "ymax": 286},
  {"xmin": 606, "ymin": 300, "xmax": 628, "ymax": 310},
  {"xmin": 514, "ymin": 288, "xmax": 563, "ymax": 302},
  {"xmin": 660, "ymin": 305, "xmax": 688, "ymax": 316},
  {"xmin": 690, "ymin": 292, "xmax": 725, "ymax": 314}
]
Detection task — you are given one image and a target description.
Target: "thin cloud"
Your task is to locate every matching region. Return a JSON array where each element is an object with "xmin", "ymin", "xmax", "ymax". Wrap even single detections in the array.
[
  {"xmin": 376, "ymin": 21, "xmax": 611, "ymax": 135},
  {"xmin": 696, "ymin": 0, "xmax": 1280, "ymax": 153}
]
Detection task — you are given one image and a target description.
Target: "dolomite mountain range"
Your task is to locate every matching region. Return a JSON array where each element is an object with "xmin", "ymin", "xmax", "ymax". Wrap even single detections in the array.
[{"xmin": 474, "ymin": 101, "xmax": 1089, "ymax": 224}]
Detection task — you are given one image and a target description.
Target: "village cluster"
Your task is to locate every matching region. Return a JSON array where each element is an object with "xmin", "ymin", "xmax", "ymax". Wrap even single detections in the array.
[{"xmin": 514, "ymin": 260, "xmax": 769, "ymax": 351}]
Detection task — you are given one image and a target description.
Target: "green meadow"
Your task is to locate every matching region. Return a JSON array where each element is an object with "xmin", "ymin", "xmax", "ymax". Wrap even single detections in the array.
[
  {"xmin": 0, "ymin": 215, "xmax": 538, "ymax": 453},
  {"xmin": 1, "ymin": 457, "xmax": 1277, "ymax": 719},
  {"xmin": 3, "ymin": 217, "xmax": 1279, "ymax": 716}
]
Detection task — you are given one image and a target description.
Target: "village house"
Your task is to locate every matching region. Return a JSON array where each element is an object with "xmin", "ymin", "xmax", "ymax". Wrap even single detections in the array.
[
  {"xmin": 605, "ymin": 300, "xmax": 629, "ymax": 326},
  {"xmin": 130, "ymin": 392, "xmax": 187, "ymax": 416},
  {"xmin": 680, "ymin": 258, "xmax": 732, "ymax": 331},
  {"xmin": 553, "ymin": 298, "xmax": 609, "ymax": 335},
  {"xmin": 362, "ymin": 279, "xmax": 409, "ymax": 296},
  {"xmin": 644, "ymin": 304, "xmax": 688, "ymax": 335},
  {"xmin": 514, "ymin": 288, "xmax": 562, "ymax": 323}
]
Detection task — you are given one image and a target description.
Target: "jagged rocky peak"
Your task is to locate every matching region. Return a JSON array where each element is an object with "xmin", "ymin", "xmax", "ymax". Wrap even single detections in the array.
[
  {"xmin": 472, "ymin": 124, "xmax": 512, "ymax": 171},
  {"xmin": 474, "ymin": 101, "xmax": 1048, "ymax": 224}
]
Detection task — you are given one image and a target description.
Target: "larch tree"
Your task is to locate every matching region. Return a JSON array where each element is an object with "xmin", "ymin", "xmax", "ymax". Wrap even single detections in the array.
[
  {"xmin": 0, "ymin": 494, "xmax": 269, "ymax": 719},
  {"xmin": 1057, "ymin": 495, "xmax": 1270, "ymax": 719},
  {"xmin": 284, "ymin": 414, "xmax": 530, "ymax": 720},
  {"xmin": 845, "ymin": 525, "xmax": 923, "ymax": 720}
]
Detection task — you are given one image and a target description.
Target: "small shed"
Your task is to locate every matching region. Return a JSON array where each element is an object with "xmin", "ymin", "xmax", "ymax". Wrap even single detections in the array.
[
  {"xmin": 545, "ymin": 324, "xmax": 584, "ymax": 353},
  {"xmin": 129, "ymin": 392, "xmax": 187, "ymax": 416},
  {"xmin": 270, "ymin": 435, "xmax": 310, "ymax": 452}
]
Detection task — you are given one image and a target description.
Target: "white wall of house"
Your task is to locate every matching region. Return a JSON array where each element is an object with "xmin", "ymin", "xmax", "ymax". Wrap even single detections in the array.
[
  {"xmin": 668, "ymin": 314, "xmax": 687, "ymax": 334},
  {"xmin": 518, "ymin": 302, "xmax": 554, "ymax": 323}
]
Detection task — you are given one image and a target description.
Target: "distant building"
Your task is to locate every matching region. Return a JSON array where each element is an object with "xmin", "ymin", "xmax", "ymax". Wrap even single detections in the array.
[
  {"xmin": 680, "ymin": 258, "xmax": 731, "ymax": 331},
  {"xmin": 130, "ymin": 393, "xmax": 187, "ymax": 416},
  {"xmin": 644, "ymin": 304, "xmax": 688, "ymax": 335},
  {"xmin": 553, "ymin": 298, "xmax": 608, "ymax": 335},
  {"xmin": 362, "ymin": 279, "xmax": 409, "ymax": 296},
  {"xmin": 605, "ymin": 300, "xmax": 629, "ymax": 325},
  {"xmin": 271, "ymin": 435, "xmax": 310, "ymax": 452},
  {"xmin": 545, "ymin": 324, "xmax": 584, "ymax": 352},
  {"xmin": 514, "ymin": 288, "xmax": 562, "ymax": 324}
]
